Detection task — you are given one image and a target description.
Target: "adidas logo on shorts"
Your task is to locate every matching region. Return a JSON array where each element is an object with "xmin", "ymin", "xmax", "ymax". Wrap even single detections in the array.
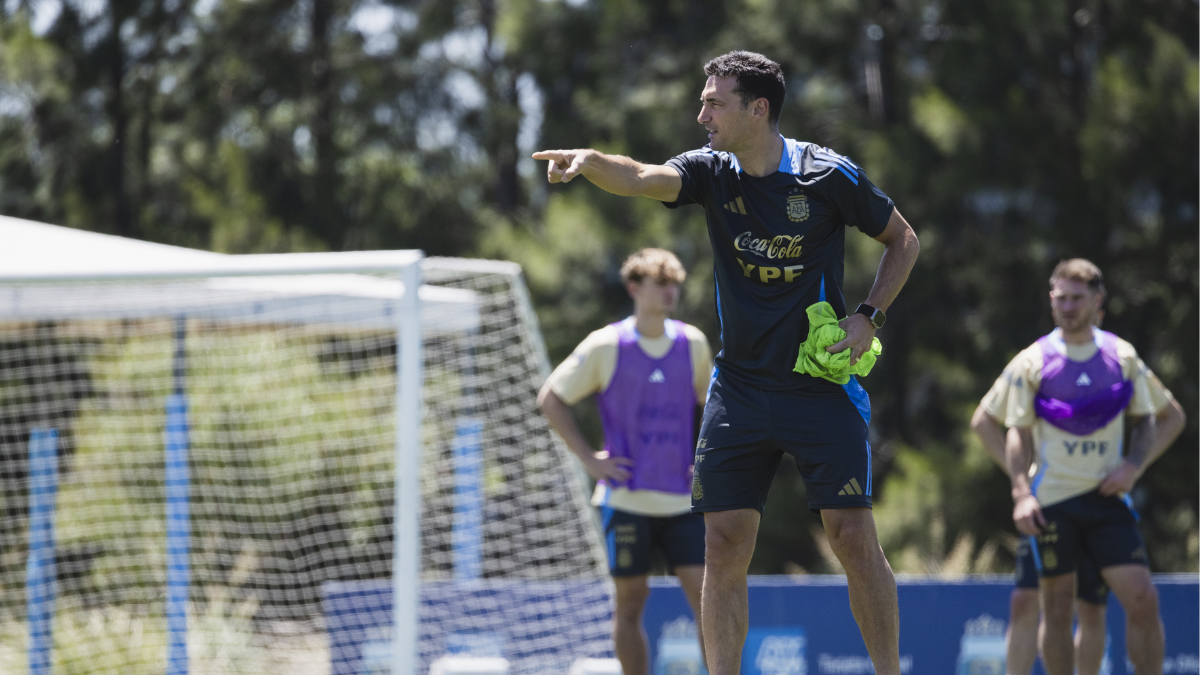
[{"xmin": 838, "ymin": 478, "xmax": 865, "ymax": 496}]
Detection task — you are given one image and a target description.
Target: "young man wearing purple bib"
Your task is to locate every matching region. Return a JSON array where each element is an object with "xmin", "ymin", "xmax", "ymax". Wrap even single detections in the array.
[
  {"xmin": 538, "ymin": 249, "xmax": 713, "ymax": 675},
  {"xmin": 982, "ymin": 259, "xmax": 1185, "ymax": 675}
]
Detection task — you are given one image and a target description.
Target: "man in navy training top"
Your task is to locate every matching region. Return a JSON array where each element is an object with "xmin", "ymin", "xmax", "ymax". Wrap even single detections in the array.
[
  {"xmin": 539, "ymin": 249, "xmax": 713, "ymax": 675},
  {"xmin": 990, "ymin": 259, "xmax": 1185, "ymax": 675},
  {"xmin": 533, "ymin": 51, "xmax": 920, "ymax": 675}
]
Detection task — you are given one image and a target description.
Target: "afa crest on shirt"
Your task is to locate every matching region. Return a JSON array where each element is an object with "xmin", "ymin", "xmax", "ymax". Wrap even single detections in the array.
[{"xmin": 786, "ymin": 193, "xmax": 810, "ymax": 222}]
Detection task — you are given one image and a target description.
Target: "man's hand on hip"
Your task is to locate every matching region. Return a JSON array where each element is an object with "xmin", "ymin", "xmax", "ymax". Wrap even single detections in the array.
[
  {"xmin": 1012, "ymin": 494, "xmax": 1045, "ymax": 536},
  {"xmin": 1097, "ymin": 460, "xmax": 1139, "ymax": 496},
  {"xmin": 828, "ymin": 313, "xmax": 877, "ymax": 366},
  {"xmin": 584, "ymin": 450, "xmax": 635, "ymax": 484}
]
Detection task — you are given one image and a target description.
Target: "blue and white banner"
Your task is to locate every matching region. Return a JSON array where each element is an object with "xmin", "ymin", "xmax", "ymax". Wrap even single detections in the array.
[
  {"xmin": 322, "ymin": 575, "xmax": 1198, "ymax": 675},
  {"xmin": 641, "ymin": 575, "xmax": 1199, "ymax": 675}
]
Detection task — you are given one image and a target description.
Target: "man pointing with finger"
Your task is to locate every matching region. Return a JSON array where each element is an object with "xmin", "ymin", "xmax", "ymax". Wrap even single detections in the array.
[{"xmin": 534, "ymin": 51, "xmax": 919, "ymax": 675}]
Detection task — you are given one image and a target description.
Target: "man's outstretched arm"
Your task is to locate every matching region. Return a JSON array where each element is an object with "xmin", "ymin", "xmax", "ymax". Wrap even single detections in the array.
[{"xmin": 532, "ymin": 149, "xmax": 682, "ymax": 202}]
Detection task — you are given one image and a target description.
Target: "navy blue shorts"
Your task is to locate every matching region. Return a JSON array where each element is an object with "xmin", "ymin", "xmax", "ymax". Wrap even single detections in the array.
[
  {"xmin": 600, "ymin": 507, "xmax": 705, "ymax": 577},
  {"xmin": 691, "ymin": 369, "xmax": 873, "ymax": 514},
  {"xmin": 1015, "ymin": 535, "xmax": 1109, "ymax": 604},
  {"xmin": 1034, "ymin": 490, "xmax": 1148, "ymax": 580}
]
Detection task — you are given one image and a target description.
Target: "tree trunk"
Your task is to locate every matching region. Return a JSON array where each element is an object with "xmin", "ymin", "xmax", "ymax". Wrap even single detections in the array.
[
  {"xmin": 108, "ymin": 26, "xmax": 134, "ymax": 238},
  {"xmin": 311, "ymin": 0, "xmax": 341, "ymax": 248}
]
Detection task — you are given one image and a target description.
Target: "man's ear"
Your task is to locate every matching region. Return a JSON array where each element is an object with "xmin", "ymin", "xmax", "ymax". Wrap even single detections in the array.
[
  {"xmin": 625, "ymin": 280, "xmax": 640, "ymax": 299},
  {"xmin": 754, "ymin": 98, "xmax": 770, "ymax": 121}
]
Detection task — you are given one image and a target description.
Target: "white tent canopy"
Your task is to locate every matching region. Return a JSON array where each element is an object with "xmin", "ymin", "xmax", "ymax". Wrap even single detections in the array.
[{"xmin": 0, "ymin": 215, "xmax": 479, "ymax": 332}]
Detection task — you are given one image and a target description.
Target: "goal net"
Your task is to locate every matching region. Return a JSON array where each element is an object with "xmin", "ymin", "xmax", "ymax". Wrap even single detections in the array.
[{"xmin": 0, "ymin": 255, "xmax": 611, "ymax": 675}]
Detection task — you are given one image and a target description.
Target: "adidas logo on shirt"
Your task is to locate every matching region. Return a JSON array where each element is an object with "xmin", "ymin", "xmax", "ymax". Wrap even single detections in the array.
[
  {"xmin": 648, "ymin": 369, "xmax": 666, "ymax": 383},
  {"xmin": 1076, "ymin": 372, "xmax": 1092, "ymax": 387},
  {"xmin": 722, "ymin": 197, "xmax": 748, "ymax": 215}
]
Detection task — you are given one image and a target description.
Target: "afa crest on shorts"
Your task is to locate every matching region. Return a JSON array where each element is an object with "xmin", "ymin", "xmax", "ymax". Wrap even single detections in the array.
[{"xmin": 787, "ymin": 193, "xmax": 810, "ymax": 222}]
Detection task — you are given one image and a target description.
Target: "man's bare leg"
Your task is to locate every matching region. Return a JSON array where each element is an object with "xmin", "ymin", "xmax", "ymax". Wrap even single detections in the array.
[
  {"xmin": 1075, "ymin": 599, "xmax": 1109, "ymax": 675},
  {"xmin": 701, "ymin": 509, "xmax": 759, "ymax": 675},
  {"xmin": 675, "ymin": 564, "xmax": 707, "ymax": 668},
  {"xmin": 612, "ymin": 575, "xmax": 651, "ymax": 675},
  {"xmin": 1038, "ymin": 573, "xmax": 1076, "ymax": 675},
  {"xmin": 1102, "ymin": 565, "xmax": 1164, "ymax": 675},
  {"xmin": 820, "ymin": 508, "xmax": 901, "ymax": 675},
  {"xmin": 1006, "ymin": 588, "xmax": 1040, "ymax": 675}
]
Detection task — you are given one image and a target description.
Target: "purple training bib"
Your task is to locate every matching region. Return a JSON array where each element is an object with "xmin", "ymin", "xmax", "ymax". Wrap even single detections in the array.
[
  {"xmin": 1034, "ymin": 330, "xmax": 1134, "ymax": 436},
  {"xmin": 595, "ymin": 319, "xmax": 697, "ymax": 494}
]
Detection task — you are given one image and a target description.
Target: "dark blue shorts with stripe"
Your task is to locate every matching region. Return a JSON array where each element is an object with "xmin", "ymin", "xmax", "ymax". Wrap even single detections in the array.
[
  {"xmin": 600, "ymin": 507, "xmax": 705, "ymax": 577},
  {"xmin": 1033, "ymin": 490, "xmax": 1147, "ymax": 582},
  {"xmin": 1015, "ymin": 534, "xmax": 1109, "ymax": 604},
  {"xmin": 692, "ymin": 368, "xmax": 873, "ymax": 514}
]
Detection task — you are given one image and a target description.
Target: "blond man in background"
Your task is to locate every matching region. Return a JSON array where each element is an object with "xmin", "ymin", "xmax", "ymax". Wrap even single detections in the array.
[{"xmin": 538, "ymin": 248, "xmax": 713, "ymax": 675}]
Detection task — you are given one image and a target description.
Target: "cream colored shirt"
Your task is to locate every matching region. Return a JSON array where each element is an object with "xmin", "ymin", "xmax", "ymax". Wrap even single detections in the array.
[
  {"xmin": 546, "ymin": 319, "xmax": 713, "ymax": 516},
  {"xmin": 981, "ymin": 328, "xmax": 1173, "ymax": 507}
]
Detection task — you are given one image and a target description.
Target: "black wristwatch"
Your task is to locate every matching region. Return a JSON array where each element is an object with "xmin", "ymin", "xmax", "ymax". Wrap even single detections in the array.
[{"xmin": 855, "ymin": 303, "xmax": 886, "ymax": 329}]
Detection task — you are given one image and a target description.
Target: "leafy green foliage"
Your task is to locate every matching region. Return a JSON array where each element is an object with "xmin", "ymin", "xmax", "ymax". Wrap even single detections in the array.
[{"xmin": 0, "ymin": 0, "xmax": 1195, "ymax": 574}]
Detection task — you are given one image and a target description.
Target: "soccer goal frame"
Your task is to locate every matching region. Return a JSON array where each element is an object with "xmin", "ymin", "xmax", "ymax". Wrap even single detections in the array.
[
  {"xmin": 1, "ymin": 240, "xmax": 612, "ymax": 675},
  {"xmin": 1, "ymin": 251, "xmax": 417, "ymax": 675}
]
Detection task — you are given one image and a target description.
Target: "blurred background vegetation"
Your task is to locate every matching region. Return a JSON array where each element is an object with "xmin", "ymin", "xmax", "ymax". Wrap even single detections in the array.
[{"xmin": 0, "ymin": 0, "xmax": 1195, "ymax": 574}]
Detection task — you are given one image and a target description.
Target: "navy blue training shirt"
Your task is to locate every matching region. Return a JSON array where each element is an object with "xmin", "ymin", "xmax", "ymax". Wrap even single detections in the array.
[{"xmin": 664, "ymin": 137, "xmax": 895, "ymax": 391}]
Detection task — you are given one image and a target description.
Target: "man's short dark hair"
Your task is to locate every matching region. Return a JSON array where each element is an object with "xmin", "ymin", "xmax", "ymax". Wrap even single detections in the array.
[
  {"xmin": 1050, "ymin": 258, "xmax": 1106, "ymax": 297},
  {"xmin": 704, "ymin": 51, "xmax": 786, "ymax": 128}
]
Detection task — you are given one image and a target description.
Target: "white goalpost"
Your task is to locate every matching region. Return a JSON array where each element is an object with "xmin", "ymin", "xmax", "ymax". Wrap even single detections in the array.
[
  {"xmin": 0, "ymin": 219, "xmax": 611, "ymax": 675},
  {"xmin": 395, "ymin": 255, "xmax": 423, "ymax": 675}
]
